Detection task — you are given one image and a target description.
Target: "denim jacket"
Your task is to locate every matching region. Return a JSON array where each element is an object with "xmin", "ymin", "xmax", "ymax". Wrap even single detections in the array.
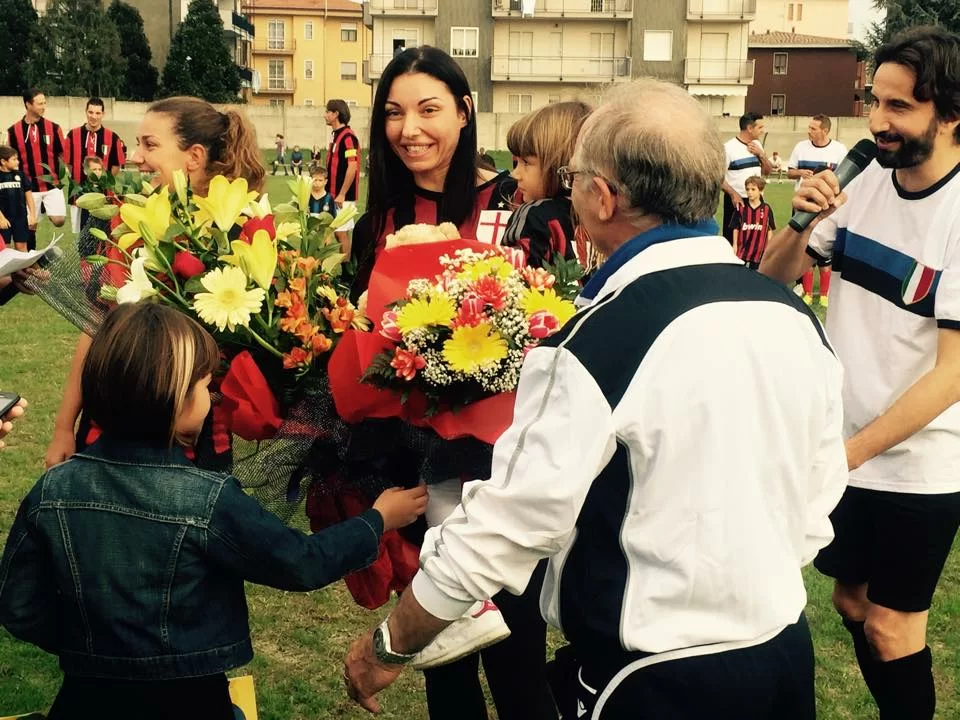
[{"xmin": 0, "ymin": 436, "xmax": 383, "ymax": 680}]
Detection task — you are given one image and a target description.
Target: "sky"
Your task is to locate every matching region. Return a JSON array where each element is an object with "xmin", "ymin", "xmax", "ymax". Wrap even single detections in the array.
[{"xmin": 848, "ymin": 0, "xmax": 886, "ymax": 40}]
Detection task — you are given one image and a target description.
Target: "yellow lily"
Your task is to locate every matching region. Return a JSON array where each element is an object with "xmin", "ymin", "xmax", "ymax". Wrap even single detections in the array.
[
  {"xmin": 118, "ymin": 191, "xmax": 172, "ymax": 250},
  {"xmin": 246, "ymin": 193, "xmax": 272, "ymax": 219},
  {"xmin": 289, "ymin": 175, "xmax": 312, "ymax": 212},
  {"xmin": 193, "ymin": 175, "xmax": 259, "ymax": 232},
  {"xmin": 222, "ymin": 229, "xmax": 278, "ymax": 291},
  {"xmin": 172, "ymin": 169, "xmax": 189, "ymax": 207},
  {"xmin": 275, "ymin": 221, "xmax": 302, "ymax": 242}
]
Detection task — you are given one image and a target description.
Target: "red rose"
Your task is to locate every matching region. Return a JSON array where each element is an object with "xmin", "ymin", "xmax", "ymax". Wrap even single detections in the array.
[
  {"xmin": 240, "ymin": 215, "xmax": 276, "ymax": 243},
  {"xmin": 171, "ymin": 251, "xmax": 206, "ymax": 279},
  {"xmin": 528, "ymin": 310, "xmax": 560, "ymax": 340}
]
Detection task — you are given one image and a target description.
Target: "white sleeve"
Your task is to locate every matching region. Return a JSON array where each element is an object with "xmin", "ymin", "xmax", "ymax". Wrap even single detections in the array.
[
  {"xmin": 787, "ymin": 142, "xmax": 801, "ymax": 170},
  {"xmin": 801, "ymin": 349, "xmax": 848, "ymax": 566},
  {"xmin": 933, "ymin": 215, "xmax": 960, "ymax": 328},
  {"xmin": 411, "ymin": 346, "xmax": 617, "ymax": 621}
]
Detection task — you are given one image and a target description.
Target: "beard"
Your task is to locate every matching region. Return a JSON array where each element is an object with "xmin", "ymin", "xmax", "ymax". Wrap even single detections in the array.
[{"xmin": 874, "ymin": 117, "xmax": 938, "ymax": 169}]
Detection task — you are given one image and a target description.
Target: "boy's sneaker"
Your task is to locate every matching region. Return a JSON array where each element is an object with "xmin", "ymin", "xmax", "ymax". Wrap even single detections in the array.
[
  {"xmin": 411, "ymin": 600, "xmax": 511, "ymax": 670},
  {"xmin": 802, "ymin": 293, "xmax": 814, "ymax": 306},
  {"xmin": 819, "ymin": 295, "xmax": 829, "ymax": 308}
]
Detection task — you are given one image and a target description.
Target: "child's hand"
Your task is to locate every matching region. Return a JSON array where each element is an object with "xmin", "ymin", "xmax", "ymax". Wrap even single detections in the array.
[{"xmin": 373, "ymin": 485, "xmax": 429, "ymax": 531}]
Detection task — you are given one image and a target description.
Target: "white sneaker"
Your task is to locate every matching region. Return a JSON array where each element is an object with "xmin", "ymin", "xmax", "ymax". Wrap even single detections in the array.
[{"xmin": 411, "ymin": 599, "xmax": 511, "ymax": 670}]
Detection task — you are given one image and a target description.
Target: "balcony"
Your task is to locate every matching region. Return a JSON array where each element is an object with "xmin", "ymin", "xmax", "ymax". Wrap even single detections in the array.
[
  {"xmin": 259, "ymin": 78, "xmax": 296, "ymax": 94},
  {"xmin": 368, "ymin": 53, "xmax": 398, "ymax": 80},
  {"xmin": 684, "ymin": 58, "xmax": 755, "ymax": 84},
  {"xmin": 253, "ymin": 39, "xmax": 296, "ymax": 55},
  {"xmin": 492, "ymin": 0, "xmax": 632, "ymax": 17},
  {"xmin": 686, "ymin": 0, "xmax": 756, "ymax": 21},
  {"xmin": 491, "ymin": 55, "xmax": 631, "ymax": 82},
  {"xmin": 221, "ymin": 9, "xmax": 254, "ymax": 37},
  {"xmin": 367, "ymin": 0, "xmax": 438, "ymax": 17},
  {"xmin": 237, "ymin": 65, "xmax": 254, "ymax": 86}
]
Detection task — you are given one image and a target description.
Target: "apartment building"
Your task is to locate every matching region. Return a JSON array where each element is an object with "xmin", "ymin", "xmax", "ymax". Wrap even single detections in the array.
[
  {"xmin": 124, "ymin": 0, "xmax": 256, "ymax": 97},
  {"xmin": 245, "ymin": 0, "xmax": 372, "ymax": 108},
  {"xmin": 752, "ymin": 0, "xmax": 850, "ymax": 39},
  {"xmin": 363, "ymin": 0, "xmax": 756, "ymax": 117}
]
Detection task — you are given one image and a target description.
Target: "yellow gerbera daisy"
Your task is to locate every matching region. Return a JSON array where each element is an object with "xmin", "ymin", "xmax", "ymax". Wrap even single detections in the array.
[
  {"xmin": 192, "ymin": 266, "xmax": 266, "ymax": 332},
  {"xmin": 521, "ymin": 288, "xmax": 576, "ymax": 326},
  {"xmin": 458, "ymin": 256, "xmax": 514, "ymax": 282},
  {"xmin": 442, "ymin": 322, "xmax": 508, "ymax": 373},
  {"xmin": 395, "ymin": 293, "xmax": 456, "ymax": 333}
]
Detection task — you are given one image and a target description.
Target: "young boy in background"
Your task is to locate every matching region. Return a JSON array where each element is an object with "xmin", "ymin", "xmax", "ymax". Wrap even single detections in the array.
[
  {"xmin": 0, "ymin": 146, "xmax": 36, "ymax": 252},
  {"xmin": 733, "ymin": 176, "xmax": 776, "ymax": 269}
]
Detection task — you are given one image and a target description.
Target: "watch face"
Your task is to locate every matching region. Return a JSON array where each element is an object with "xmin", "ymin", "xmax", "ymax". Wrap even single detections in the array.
[{"xmin": 373, "ymin": 627, "xmax": 386, "ymax": 656}]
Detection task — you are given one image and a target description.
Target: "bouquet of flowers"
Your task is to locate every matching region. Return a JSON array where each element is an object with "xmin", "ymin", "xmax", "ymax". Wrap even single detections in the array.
[
  {"xmin": 77, "ymin": 172, "xmax": 367, "ymax": 411},
  {"xmin": 328, "ymin": 227, "xmax": 583, "ymax": 444}
]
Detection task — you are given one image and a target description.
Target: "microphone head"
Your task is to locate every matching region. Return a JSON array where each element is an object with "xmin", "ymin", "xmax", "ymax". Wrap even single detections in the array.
[{"xmin": 848, "ymin": 139, "xmax": 878, "ymax": 170}]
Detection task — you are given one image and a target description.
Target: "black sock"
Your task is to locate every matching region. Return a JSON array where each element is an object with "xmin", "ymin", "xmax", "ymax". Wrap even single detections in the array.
[
  {"xmin": 842, "ymin": 618, "xmax": 883, "ymax": 700},
  {"xmin": 871, "ymin": 647, "xmax": 935, "ymax": 720}
]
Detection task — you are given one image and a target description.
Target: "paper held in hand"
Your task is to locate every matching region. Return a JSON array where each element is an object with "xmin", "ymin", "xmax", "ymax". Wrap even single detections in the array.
[{"xmin": 0, "ymin": 234, "xmax": 64, "ymax": 277}]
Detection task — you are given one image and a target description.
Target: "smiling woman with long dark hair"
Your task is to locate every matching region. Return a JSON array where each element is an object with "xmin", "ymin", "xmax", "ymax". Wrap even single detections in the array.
[{"xmin": 351, "ymin": 46, "xmax": 517, "ymax": 294}]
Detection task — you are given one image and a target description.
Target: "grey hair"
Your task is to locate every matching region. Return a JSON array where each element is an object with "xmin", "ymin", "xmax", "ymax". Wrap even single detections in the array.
[{"xmin": 577, "ymin": 79, "xmax": 725, "ymax": 225}]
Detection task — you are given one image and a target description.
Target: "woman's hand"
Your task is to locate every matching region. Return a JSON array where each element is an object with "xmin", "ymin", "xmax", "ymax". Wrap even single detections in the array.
[
  {"xmin": 373, "ymin": 485, "xmax": 429, "ymax": 531},
  {"xmin": 0, "ymin": 398, "xmax": 27, "ymax": 450}
]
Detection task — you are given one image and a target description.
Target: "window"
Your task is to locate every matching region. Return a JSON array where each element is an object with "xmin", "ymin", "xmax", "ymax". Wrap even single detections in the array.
[
  {"xmin": 268, "ymin": 20, "xmax": 285, "ymax": 50},
  {"xmin": 643, "ymin": 31, "xmax": 672, "ymax": 62},
  {"xmin": 773, "ymin": 52, "xmax": 788, "ymax": 75},
  {"xmin": 589, "ymin": 31, "xmax": 615, "ymax": 75},
  {"xmin": 304, "ymin": 21, "xmax": 313, "ymax": 41},
  {"xmin": 548, "ymin": 31, "xmax": 562, "ymax": 57},
  {"xmin": 340, "ymin": 62, "xmax": 358, "ymax": 81},
  {"xmin": 341, "ymin": 23, "xmax": 358, "ymax": 42},
  {"xmin": 304, "ymin": 99, "xmax": 314, "ymax": 107},
  {"xmin": 508, "ymin": 94, "xmax": 532, "ymax": 113},
  {"xmin": 548, "ymin": 93, "xmax": 560, "ymax": 104},
  {"xmin": 796, "ymin": 3, "xmax": 803, "ymax": 20},
  {"xmin": 787, "ymin": 3, "xmax": 793, "ymax": 20},
  {"xmin": 269, "ymin": 99, "xmax": 285, "ymax": 108},
  {"xmin": 268, "ymin": 58, "xmax": 285, "ymax": 89},
  {"xmin": 508, "ymin": 31, "xmax": 533, "ymax": 75},
  {"xmin": 771, "ymin": 94, "xmax": 786, "ymax": 115},
  {"xmin": 451, "ymin": 27, "xmax": 479, "ymax": 57},
  {"xmin": 392, "ymin": 28, "xmax": 419, "ymax": 55},
  {"xmin": 346, "ymin": 100, "xmax": 359, "ymax": 107},
  {"xmin": 304, "ymin": 59, "xmax": 314, "ymax": 80}
]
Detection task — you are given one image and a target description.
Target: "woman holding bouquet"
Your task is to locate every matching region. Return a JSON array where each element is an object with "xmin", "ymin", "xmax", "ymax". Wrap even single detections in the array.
[
  {"xmin": 347, "ymin": 46, "xmax": 557, "ymax": 720},
  {"xmin": 44, "ymin": 96, "xmax": 266, "ymax": 468}
]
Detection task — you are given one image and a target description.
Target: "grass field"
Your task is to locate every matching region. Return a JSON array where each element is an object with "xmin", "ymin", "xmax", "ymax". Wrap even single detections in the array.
[{"xmin": 0, "ymin": 165, "xmax": 956, "ymax": 718}]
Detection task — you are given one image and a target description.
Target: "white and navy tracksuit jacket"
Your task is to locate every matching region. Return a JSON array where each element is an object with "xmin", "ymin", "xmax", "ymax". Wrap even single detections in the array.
[{"xmin": 412, "ymin": 223, "xmax": 848, "ymax": 700}]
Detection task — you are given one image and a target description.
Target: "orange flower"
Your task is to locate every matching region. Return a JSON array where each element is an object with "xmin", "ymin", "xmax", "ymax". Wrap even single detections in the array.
[
  {"xmin": 282, "ymin": 347, "xmax": 313, "ymax": 370},
  {"xmin": 288, "ymin": 277, "xmax": 307, "ymax": 297},
  {"xmin": 287, "ymin": 298, "xmax": 308, "ymax": 321},
  {"xmin": 275, "ymin": 290, "xmax": 295, "ymax": 309},
  {"xmin": 279, "ymin": 314, "xmax": 306, "ymax": 334},
  {"xmin": 322, "ymin": 297, "xmax": 356, "ymax": 334},
  {"xmin": 523, "ymin": 267, "xmax": 556, "ymax": 290},
  {"xmin": 470, "ymin": 275, "xmax": 508, "ymax": 312},
  {"xmin": 391, "ymin": 348, "xmax": 426, "ymax": 381},
  {"xmin": 279, "ymin": 250, "xmax": 300, "ymax": 271},
  {"xmin": 297, "ymin": 256, "xmax": 320, "ymax": 278},
  {"xmin": 295, "ymin": 321, "xmax": 318, "ymax": 344},
  {"xmin": 311, "ymin": 333, "xmax": 333, "ymax": 354}
]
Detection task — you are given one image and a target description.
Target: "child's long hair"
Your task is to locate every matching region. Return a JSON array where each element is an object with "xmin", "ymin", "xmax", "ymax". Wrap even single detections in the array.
[
  {"xmin": 507, "ymin": 101, "xmax": 592, "ymax": 199},
  {"xmin": 147, "ymin": 97, "xmax": 266, "ymax": 193},
  {"xmin": 81, "ymin": 304, "xmax": 220, "ymax": 448}
]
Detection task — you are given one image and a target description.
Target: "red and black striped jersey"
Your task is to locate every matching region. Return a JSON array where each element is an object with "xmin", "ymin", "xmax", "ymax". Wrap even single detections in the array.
[
  {"xmin": 501, "ymin": 196, "xmax": 577, "ymax": 268},
  {"xmin": 65, "ymin": 125, "xmax": 127, "ymax": 183},
  {"xmin": 734, "ymin": 201, "xmax": 776, "ymax": 264},
  {"xmin": 326, "ymin": 125, "xmax": 360, "ymax": 201},
  {"xmin": 351, "ymin": 171, "xmax": 517, "ymax": 294},
  {"xmin": 7, "ymin": 117, "xmax": 69, "ymax": 193}
]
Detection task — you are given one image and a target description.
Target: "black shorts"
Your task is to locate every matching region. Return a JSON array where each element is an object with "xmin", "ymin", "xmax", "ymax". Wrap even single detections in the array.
[{"xmin": 814, "ymin": 485, "xmax": 960, "ymax": 612}]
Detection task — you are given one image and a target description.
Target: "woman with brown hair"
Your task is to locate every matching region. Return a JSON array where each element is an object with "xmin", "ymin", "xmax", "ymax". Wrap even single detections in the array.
[{"xmin": 44, "ymin": 96, "xmax": 266, "ymax": 467}]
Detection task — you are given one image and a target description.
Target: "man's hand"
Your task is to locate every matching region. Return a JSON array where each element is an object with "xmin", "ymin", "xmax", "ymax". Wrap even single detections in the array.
[
  {"xmin": 729, "ymin": 192, "xmax": 745, "ymax": 210},
  {"xmin": 27, "ymin": 214, "xmax": 37, "ymax": 231},
  {"xmin": 792, "ymin": 169, "xmax": 846, "ymax": 217},
  {"xmin": 798, "ymin": 169, "xmax": 815, "ymax": 179},
  {"xmin": 0, "ymin": 398, "xmax": 28, "ymax": 450},
  {"xmin": 344, "ymin": 631, "xmax": 404, "ymax": 714},
  {"xmin": 0, "ymin": 213, "xmax": 9, "ymax": 230},
  {"xmin": 747, "ymin": 140, "xmax": 764, "ymax": 157},
  {"xmin": 335, "ymin": 194, "xmax": 346, "ymax": 209}
]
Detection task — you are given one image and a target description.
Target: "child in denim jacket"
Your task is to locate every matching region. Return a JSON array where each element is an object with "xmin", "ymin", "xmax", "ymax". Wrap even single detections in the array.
[{"xmin": 0, "ymin": 303, "xmax": 428, "ymax": 718}]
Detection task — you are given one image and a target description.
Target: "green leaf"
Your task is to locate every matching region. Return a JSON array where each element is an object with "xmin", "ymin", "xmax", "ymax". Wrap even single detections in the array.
[{"xmin": 90, "ymin": 204, "xmax": 120, "ymax": 220}]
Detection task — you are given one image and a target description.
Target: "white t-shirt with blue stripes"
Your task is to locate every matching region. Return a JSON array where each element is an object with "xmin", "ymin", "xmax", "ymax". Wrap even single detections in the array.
[
  {"xmin": 724, "ymin": 137, "xmax": 764, "ymax": 197},
  {"xmin": 788, "ymin": 139, "xmax": 848, "ymax": 189}
]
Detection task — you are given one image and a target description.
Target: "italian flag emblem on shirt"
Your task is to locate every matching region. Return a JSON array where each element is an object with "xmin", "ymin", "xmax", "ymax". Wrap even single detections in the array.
[{"xmin": 901, "ymin": 261, "xmax": 936, "ymax": 305}]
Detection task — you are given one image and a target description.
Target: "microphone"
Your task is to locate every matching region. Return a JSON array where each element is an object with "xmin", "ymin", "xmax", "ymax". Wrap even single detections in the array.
[{"xmin": 788, "ymin": 139, "xmax": 878, "ymax": 233}]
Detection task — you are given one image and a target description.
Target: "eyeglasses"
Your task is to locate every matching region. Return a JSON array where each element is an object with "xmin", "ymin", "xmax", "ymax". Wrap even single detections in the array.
[{"xmin": 557, "ymin": 166, "xmax": 618, "ymax": 193}]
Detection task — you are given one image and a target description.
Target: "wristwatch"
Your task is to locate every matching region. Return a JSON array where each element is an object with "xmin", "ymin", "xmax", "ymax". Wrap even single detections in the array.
[{"xmin": 373, "ymin": 619, "xmax": 417, "ymax": 665}]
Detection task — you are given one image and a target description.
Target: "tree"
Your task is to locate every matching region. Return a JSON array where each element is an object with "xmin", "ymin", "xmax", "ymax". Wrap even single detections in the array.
[
  {"xmin": 0, "ymin": 0, "xmax": 42, "ymax": 94},
  {"xmin": 160, "ymin": 0, "xmax": 241, "ymax": 103},
  {"xmin": 863, "ymin": 1, "xmax": 960, "ymax": 56},
  {"xmin": 32, "ymin": 0, "xmax": 126, "ymax": 97},
  {"xmin": 106, "ymin": 0, "xmax": 158, "ymax": 101}
]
